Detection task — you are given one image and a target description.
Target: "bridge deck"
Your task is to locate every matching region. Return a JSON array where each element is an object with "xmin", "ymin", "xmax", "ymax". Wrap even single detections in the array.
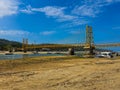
[{"xmin": 22, "ymin": 43, "xmax": 120, "ymax": 49}]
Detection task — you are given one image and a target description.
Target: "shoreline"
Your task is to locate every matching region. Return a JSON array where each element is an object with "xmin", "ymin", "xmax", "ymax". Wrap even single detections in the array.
[{"xmin": 0, "ymin": 51, "xmax": 68, "ymax": 55}]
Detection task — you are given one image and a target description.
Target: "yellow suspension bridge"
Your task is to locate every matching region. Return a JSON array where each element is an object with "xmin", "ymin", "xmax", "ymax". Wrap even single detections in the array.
[{"xmin": 21, "ymin": 25, "xmax": 120, "ymax": 55}]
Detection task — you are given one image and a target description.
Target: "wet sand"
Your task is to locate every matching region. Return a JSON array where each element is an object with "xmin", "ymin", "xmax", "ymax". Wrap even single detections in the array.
[{"xmin": 0, "ymin": 56, "xmax": 120, "ymax": 90}]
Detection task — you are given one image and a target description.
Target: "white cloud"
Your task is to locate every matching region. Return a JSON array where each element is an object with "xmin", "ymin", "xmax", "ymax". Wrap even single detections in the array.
[
  {"xmin": 0, "ymin": 0, "xmax": 19, "ymax": 18},
  {"xmin": 0, "ymin": 30, "xmax": 30, "ymax": 36},
  {"xmin": 21, "ymin": 6, "xmax": 87, "ymax": 26},
  {"xmin": 59, "ymin": 19, "xmax": 88, "ymax": 29},
  {"xmin": 32, "ymin": 6, "xmax": 65, "ymax": 17},
  {"xmin": 20, "ymin": 5, "xmax": 33, "ymax": 14},
  {"xmin": 22, "ymin": 6, "xmax": 77, "ymax": 22},
  {"xmin": 40, "ymin": 31, "xmax": 56, "ymax": 35},
  {"xmin": 21, "ymin": 0, "xmax": 120, "ymax": 27},
  {"xmin": 69, "ymin": 30, "xmax": 82, "ymax": 34},
  {"xmin": 36, "ymin": 6, "xmax": 76, "ymax": 22},
  {"xmin": 72, "ymin": 19, "xmax": 88, "ymax": 26},
  {"xmin": 72, "ymin": 5, "xmax": 99, "ymax": 17},
  {"xmin": 72, "ymin": 0, "xmax": 120, "ymax": 17}
]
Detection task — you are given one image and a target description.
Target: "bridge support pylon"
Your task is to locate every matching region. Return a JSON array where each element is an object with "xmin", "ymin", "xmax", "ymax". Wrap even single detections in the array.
[
  {"xmin": 22, "ymin": 38, "xmax": 28, "ymax": 53},
  {"xmin": 84, "ymin": 25, "xmax": 95, "ymax": 57},
  {"xmin": 68, "ymin": 48, "xmax": 75, "ymax": 55}
]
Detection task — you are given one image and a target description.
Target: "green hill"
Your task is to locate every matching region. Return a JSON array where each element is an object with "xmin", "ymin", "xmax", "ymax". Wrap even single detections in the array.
[{"xmin": 0, "ymin": 39, "xmax": 22, "ymax": 50}]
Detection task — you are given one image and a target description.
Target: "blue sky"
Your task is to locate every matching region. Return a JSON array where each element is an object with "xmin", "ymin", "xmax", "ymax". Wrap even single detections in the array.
[{"xmin": 0, "ymin": 0, "xmax": 120, "ymax": 44}]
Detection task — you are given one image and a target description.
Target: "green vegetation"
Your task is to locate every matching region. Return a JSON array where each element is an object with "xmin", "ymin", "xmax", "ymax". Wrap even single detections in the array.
[{"xmin": 0, "ymin": 39, "xmax": 22, "ymax": 50}]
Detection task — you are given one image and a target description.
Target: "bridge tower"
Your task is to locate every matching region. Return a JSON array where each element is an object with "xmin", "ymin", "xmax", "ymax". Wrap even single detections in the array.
[
  {"xmin": 84, "ymin": 25, "xmax": 95, "ymax": 57},
  {"xmin": 22, "ymin": 38, "xmax": 28, "ymax": 53}
]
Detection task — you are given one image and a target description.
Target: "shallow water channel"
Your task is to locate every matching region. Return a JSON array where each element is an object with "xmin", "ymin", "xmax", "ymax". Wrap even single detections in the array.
[{"xmin": 0, "ymin": 53, "xmax": 63, "ymax": 60}]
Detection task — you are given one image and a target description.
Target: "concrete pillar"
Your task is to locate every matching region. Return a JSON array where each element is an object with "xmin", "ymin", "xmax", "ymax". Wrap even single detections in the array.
[
  {"xmin": 84, "ymin": 47, "xmax": 95, "ymax": 58},
  {"xmin": 68, "ymin": 48, "xmax": 74, "ymax": 55}
]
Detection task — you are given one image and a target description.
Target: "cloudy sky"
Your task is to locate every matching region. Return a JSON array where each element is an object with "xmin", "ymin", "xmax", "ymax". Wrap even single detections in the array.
[{"xmin": 0, "ymin": 0, "xmax": 120, "ymax": 44}]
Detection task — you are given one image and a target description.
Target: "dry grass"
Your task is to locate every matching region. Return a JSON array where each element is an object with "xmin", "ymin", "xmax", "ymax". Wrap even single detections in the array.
[
  {"xmin": 0, "ymin": 56, "xmax": 81, "ymax": 71},
  {"xmin": 0, "ymin": 56, "xmax": 120, "ymax": 90}
]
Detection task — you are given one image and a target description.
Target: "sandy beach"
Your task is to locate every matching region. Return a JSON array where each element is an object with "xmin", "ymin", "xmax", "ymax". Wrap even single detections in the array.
[{"xmin": 0, "ymin": 56, "xmax": 120, "ymax": 90}]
